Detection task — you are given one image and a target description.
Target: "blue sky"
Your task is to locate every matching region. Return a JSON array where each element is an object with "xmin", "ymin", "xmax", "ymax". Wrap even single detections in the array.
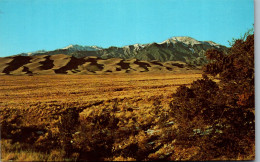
[{"xmin": 0, "ymin": 0, "xmax": 254, "ymax": 57}]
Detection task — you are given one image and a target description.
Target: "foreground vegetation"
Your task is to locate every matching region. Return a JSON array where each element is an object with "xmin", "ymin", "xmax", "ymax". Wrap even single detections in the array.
[{"xmin": 0, "ymin": 34, "xmax": 254, "ymax": 161}]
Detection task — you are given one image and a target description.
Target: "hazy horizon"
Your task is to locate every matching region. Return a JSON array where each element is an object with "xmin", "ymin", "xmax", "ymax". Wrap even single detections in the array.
[{"xmin": 0, "ymin": 0, "xmax": 254, "ymax": 57}]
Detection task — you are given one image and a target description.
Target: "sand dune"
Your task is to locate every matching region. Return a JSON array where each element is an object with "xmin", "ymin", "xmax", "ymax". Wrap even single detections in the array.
[{"xmin": 0, "ymin": 54, "xmax": 197, "ymax": 75}]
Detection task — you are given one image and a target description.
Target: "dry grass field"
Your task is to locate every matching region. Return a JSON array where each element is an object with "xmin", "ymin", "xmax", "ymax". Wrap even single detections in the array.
[
  {"xmin": 0, "ymin": 68, "xmax": 254, "ymax": 161},
  {"xmin": 0, "ymin": 72, "xmax": 202, "ymax": 130},
  {"xmin": 1, "ymin": 72, "xmax": 203, "ymax": 161},
  {"xmin": 0, "ymin": 73, "xmax": 202, "ymax": 105}
]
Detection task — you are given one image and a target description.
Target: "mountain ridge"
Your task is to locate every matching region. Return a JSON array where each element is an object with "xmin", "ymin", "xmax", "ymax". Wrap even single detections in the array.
[{"xmin": 14, "ymin": 36, "xmax": 228, "ymax": 65}]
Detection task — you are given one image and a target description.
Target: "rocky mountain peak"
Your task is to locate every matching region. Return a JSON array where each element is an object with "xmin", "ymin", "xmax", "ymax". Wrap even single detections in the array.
[
  {"xmin": 169, "ymin": 36, "xmax": 201, "ymax": 46},
  {"xmin": 62, "ymin": 44, "xmax": 103, "ymax": 51}
]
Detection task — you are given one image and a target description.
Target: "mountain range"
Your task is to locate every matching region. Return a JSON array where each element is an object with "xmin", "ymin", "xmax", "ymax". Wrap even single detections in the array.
[{"xmin": 17, "ymin": 36, "xmax": 228, "ymax": 65}]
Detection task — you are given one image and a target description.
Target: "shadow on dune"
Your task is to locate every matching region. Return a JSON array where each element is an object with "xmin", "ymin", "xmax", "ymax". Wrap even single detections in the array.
[
  {"xmin": 54, "ymin": 57, "xmax": 87, "ymax": 74},
  {"xmin": 39, "ymin": 56, "xmax": 54, "ymax": 70},
  {"xmin": 150, "ymin": 61, "xmax": 163, "ymax": 66},
  {"xmin": 117, "ymin": 60, "xmax": 130, "ymax": 69},
  {"xmin": 3, "ymin": 56, "xmax": 31, "ymax": 74},
  {"xmin": 134, "ymin": 60, "xmax": 151, "ymax": 71}
]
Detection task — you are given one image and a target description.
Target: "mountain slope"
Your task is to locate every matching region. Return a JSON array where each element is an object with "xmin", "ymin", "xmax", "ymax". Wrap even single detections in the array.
[
  {"xmin": 98, "ymin": 37, "xmax": 227, "ymax": 65},
  {"xmin": 16, "ymin": 37, "xmax": 228, "ymax": 65}
]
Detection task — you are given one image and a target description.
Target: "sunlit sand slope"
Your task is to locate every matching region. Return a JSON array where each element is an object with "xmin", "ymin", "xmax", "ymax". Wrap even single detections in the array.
[{"xmin": 0, "ymin": 54, "xmax": 198, "ymax": 75}]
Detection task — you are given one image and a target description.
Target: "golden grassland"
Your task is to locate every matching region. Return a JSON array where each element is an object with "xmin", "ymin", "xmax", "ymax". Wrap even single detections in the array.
[
  {"xmin": 0, "ymin": 72, "xmax": 201, "ymax": 128},
  {"xmin": 1, "ymin": 72, "xmax": 202, "ymax": 161},
  {"xmin": 2, "ymin": 71, "xmax": 253, "ymax": 161},
  {"xmin": 0, "ymin": 72, "xmax": 202, "ymax": 106}
]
